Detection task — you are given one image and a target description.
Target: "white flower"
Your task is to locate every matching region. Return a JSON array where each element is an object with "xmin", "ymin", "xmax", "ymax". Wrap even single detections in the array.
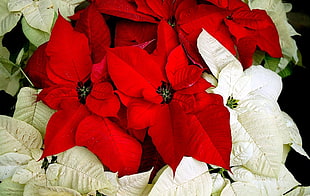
[{"xmin": 197, "ymin": 29, "xmax": 309, "ymax": 181}]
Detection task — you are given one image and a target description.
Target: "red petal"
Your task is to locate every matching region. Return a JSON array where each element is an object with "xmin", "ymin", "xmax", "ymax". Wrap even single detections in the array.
[
  {"xmin": 172, "ymin": 93, "xmax": 196, "ymax": 113},
  {"xmin": 107, "ymin": 46, "xmax": 164, "ymax": 103},
  {"xmin": 224, "ymin": 9, "xmax": 282, "ymax": 68},
  {"xmin": 76, "ymin": 115, "xmax": 142, "ymax": 176},
  {"xmin": 40, "ymin": 103, "xmax": 90, "ymax": 159},
  {"xmin": 24, "ymin": 43, "xmax": 54, "ymax": 88},
  {"xmin": 166, "ymin": 46, "xmax": 205, "ymax": 91},
  {"xmin": 86, "ymin": 82, "xmax": 120, "ymax": 117},
  {"xmin": 153, "ymin": 21, "xmax": 179, "ymax": 59},
  {"xmin": 38, "ymin": 85, "xmax": 78, "ymax": 110},
  {"xmin": 138, "ymin": 134, "xmax": 165, "ymax": 180},
  {"xmin": 127, "ymin": 98, "xmax": 159, "ymax": 129},
  {"xmin": 91, "ymin": 57, "xmax": 109, "ymax": 83},
  {"xmin": 200, "ymin": 0, "xmax": 229, "ymax": 8},
  {"xmin": 114, "ymin": 20, "xmax": 157, "ymax": 52},
  {"xmin": 177, "ymin": 77, "xmax": 212, "ymax": 95},
  {"xmin": 128, "ymin": 128, "xmax": 148, "ymax": 142},
  {"xmin": 46, "ymin": 15, "xmax": 92, "ymax": 84},
  {"xmin": 148, "ymin": 102, "xmax": 188, "ymax": 171},
  {"xmin": 235, "ymin": 38, "xmax": 257, "ymax": 69},
  {"xmin": 186, "ymin": 99, "xmax": 232, "ymax": 170},
  {"xmin": 178, "ymin": 5, "xmax": 235, "ymax": 67},
  {"xmin": 75, "ymin": 4, "xmax": 111, "ymax": 64},
  {"xmin": 93, "ymin": 0, "xmax": 157, "ymax": 23},
  {"xmin": 143, "ymin": 0, "xmax": 173, "ymax": 20},
  {"xmin": 135, "ymin": 0, "xmax": 159, "ymax": 18}
]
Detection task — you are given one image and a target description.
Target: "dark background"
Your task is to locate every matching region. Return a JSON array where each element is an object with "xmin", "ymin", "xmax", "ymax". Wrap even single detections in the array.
[
  {"xmin": 279, "ymin": 0, "xmax": 310, "ymax": 186},
  {"xmin": 0, "ymin": 0, "xmax": 309, "ymax": 186}
]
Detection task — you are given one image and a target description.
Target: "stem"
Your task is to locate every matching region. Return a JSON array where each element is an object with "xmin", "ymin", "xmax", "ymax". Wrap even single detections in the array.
[{"xmin": 19, "ymin": 67, "xmax": 34, "ymax": 87}]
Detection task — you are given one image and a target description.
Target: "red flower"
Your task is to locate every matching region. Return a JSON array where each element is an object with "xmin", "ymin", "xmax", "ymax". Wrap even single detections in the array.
[
  {"xmin": 38, "ymin": 15, "xmax": 120, "ymax": 160},
  {"xmin": 107, "ymin": 21, "xmax": 232, "ymax": 171},
  {"xmin": 178, "ymin": 0, "xmax": 282, "ymax": 68}
]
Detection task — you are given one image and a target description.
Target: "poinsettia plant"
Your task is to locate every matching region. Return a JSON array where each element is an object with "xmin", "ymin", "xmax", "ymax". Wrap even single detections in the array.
[{"xmin": 0, "ymin": 0, "xmax": 309, "ymax": 195}]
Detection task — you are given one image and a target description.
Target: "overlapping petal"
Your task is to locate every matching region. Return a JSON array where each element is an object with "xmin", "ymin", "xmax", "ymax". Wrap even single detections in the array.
[
  {"xmin": 76, "ymin": 115, "xmax": 142, "ymax": 176},
  {"xmin": 45, "ymin": 15, "xmax": 92, "ymax": 84}
]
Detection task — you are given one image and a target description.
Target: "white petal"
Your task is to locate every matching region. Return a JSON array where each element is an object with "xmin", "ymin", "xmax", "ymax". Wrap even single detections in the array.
[
  {"xmin": 117, "ymin": 169, "xmax": 152, "ymax": 196},
  {"xmin": 244, "ymin": 65, "xmax": 282, "ymax": 101},
  {"xmin": 197, "ymin": 29, "xmax": 239, "ymax": 78},
  {"xmin": 148, "ymin": 157, "xmax": 213, "ymax": 196},
  {"xmin": 0, "ymin": 153, "xmax": 32, "ymax": 181}
]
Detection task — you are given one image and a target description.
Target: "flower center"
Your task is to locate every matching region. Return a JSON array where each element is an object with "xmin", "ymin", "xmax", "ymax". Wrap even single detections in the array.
[
  {"xmin": 76, "ymin": 80, "xmax": 92, "ymax": 104},
  {"xmin": 156, "ymin": 81, "xmax": 175, "ymax": 104},
  {"xmin": 226, "ymin": 95, "xmax": 239, "ymax": 109},
  {"xmin": 168, "ymin": 16, "xmax": 176, "ymax": 27}
]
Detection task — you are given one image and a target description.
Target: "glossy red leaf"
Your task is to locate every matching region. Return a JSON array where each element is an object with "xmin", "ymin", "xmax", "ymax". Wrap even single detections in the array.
[
  {"xmin": 75, "ymin": 4, "xmax": 111, "ymax": 64},
  {"xmin": 24, "ymin": 43, "xmax": 54, "ymax": 89},
  {"xmin": 46, "ymin": 15, "xmax": 92, "ymax": 85},
  {"xmin": 76, "ymin": 115, "xmax": 142, "ymax": 176},
  {"xmin": 40, "ymin": 103, "xmax": 90, "ymax": 159}
]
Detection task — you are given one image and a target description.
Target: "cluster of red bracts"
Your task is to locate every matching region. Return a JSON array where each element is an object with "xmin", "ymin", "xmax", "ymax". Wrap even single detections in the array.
[{"xmin": 25, "ymin": 0, "xmax": 282, "ymax": 177}]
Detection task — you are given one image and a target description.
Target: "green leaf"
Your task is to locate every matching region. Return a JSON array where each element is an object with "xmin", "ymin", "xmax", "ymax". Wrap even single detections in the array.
[
  {"xmin": 0, "ymin": 115, "xmax": 42, "ymax": 156},
  {"xmin": 0, "ymin": 177, "xmax": 25, "ymax": 195},
  {"xmin": 0, "ymin": 36, "xmax": 10, "ymax": 58},
  {"xmin": 278, "ymin": 61, "xmax": 295, "ymax": 78},
  {"xmin": 13, "ymin": 87, "xmax": 55, "ymax": 136},
  {"xmin": 0, "ymin": 57, "xmax": 21, "ymax": 96},
  {"xmin": 0, "ymin": 0, "xmax": 22, "ymax": 36},
  {"xmin": 263, "ymin": 55, "xmax": 281, "ymax": 72}
]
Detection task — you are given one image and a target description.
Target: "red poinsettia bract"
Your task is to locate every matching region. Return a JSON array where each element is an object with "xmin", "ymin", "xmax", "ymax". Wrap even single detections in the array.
[
  {"xmin": 36, "ymin": 15, "xmax": 142, "ymax": 176},
  {"xmin": 107, "ymin": 23, "xmax": 232, "ymax": 171},
  {"xmin": 94, "ymin": 0, "xmax": 282, "ymax": 69},
  {"xmin": 177, "ymin": 0, "xmax": 282, "ymax": 68}
]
